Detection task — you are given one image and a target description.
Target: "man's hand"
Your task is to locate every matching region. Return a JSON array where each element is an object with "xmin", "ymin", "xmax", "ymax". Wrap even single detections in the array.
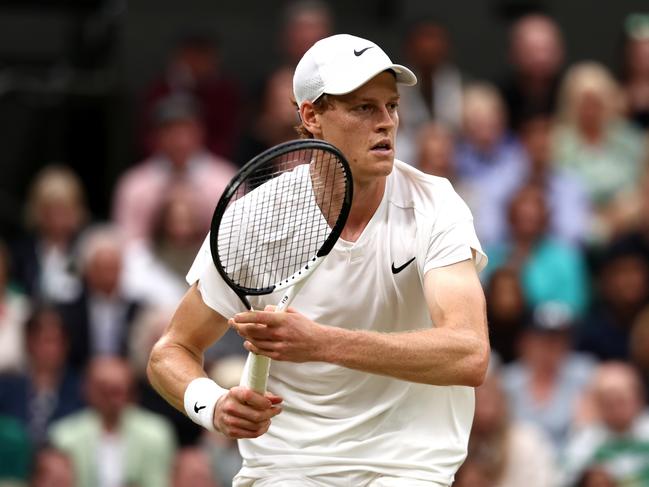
[
  {"xmin": 214, "ymin": 386, "xmax": 283, "ymax": 439},
  {"xmin": 229, "ymin": 306, "xmax": 326, "ymax": 362}
]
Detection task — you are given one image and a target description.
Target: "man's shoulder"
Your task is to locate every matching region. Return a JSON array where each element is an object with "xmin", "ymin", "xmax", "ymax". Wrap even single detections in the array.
[{"xmin": 389, "ymin": 160, "xmax": 456, "ymax": 211}]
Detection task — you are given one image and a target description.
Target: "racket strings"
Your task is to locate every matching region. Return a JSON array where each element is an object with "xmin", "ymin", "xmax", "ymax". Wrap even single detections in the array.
[{"xmin": 217, "ymin": 148, "xmax": 348, "ymax": 290}]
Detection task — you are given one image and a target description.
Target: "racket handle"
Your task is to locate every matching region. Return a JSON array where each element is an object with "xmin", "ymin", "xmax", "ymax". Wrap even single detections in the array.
[
  {"xmin": 245, "ymin": 353, "xmax": 271, "ymax": 393},
  {"xmin": 242, "ymin": 279, "xmax": 309, "ymax": 393}
]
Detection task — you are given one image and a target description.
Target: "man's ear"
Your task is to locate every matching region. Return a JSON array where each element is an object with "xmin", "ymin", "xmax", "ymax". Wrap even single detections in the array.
[{"xmin": 300, "ymin": 101, "xmax": 322, "ymax": 138}]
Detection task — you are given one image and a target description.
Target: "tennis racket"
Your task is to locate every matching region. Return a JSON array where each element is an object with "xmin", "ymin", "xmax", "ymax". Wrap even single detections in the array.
[{"xmin": 209, "ymin": 139, "xmax": 353, "ymax": 393}]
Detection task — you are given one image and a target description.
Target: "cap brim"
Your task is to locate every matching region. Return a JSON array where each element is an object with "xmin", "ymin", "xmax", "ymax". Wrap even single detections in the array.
[{"xmin": 324, "ymin": 63, "xmax": 417, "ymax": 97}]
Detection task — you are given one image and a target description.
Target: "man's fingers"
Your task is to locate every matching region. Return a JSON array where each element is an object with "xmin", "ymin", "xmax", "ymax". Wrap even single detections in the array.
[
  {"xmin": 230, "ymin": 386, "xmax": 277, "ymax": 410},
  {"xmin": 233, "ymin": 311, "xmax": 283, "ymax": 327}
]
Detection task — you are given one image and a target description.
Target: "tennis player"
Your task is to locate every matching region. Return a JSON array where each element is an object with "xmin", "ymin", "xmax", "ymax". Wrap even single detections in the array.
[{"xmin": 148, "ymin": 34, "xmax": 489, "ymax": 487}]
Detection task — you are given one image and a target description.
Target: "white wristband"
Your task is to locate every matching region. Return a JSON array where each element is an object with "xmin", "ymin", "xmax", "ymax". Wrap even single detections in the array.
[{"xmin": 183, "ymin": 377, "xmax": 228, "ymax": 432}]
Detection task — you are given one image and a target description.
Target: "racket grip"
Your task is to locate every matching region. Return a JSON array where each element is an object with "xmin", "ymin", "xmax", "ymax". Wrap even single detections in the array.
[{"xmin": 245, "ymin": 353, "xmax": 271, "ymax": 393}]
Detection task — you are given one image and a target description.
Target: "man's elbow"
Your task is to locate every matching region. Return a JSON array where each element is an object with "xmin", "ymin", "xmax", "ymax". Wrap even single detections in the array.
[
  {"xmin": 463, "ymin": 344, "xmax": 490, "ymax": 387},
  {"xmin": 146, "ymin": 339, "xmax": 166, "ymax": 388}
]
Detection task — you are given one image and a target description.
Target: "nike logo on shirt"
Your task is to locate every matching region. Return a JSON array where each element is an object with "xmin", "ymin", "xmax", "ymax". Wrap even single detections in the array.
[
  {"xmin": 194, "ymin": 403, "xmax": 207, "ymax": 413},
  {"xmin": 391, "ymin": 257, "xmax": 416, "ymax": 274}
]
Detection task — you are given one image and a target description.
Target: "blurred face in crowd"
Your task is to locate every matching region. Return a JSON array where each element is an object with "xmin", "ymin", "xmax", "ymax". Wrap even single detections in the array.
[
  {"xmin": 85, "ymin": 244, "xmax": 122, "ymax": 297},
  {"xmin": 520, "ymin": 116, "xmax": 553, "ymax": 170},
  {"xmin": 407, "ymin": 23, "xmax": 449, "ymax": 71},
  {"xmin": 417, "ymin": 123, "xmax": 455, "ymax": 178},
  {"xmin": 27, "ymin": 311, "xmax": 68, "ymax": 372},
  {"xmin": 158, "ymin": 188, "xmax": 204, "ymax": 246},
  {"xmin": 510, "ymin": 15, "xmax": 564, "ymax": 80},
  {"xmin": 575, "ymin": 89, "xmax": 607, "ymax": 136},
  {"xmin": 601, "ymin": 255, "xmax": 649, "ymax": 312},
  {"xmin": 31, "ymin": 449, "xmax": 75, "ymax": 487},
  {"xmin": 171, "ymin": 44, "xmax": 218, "ymax": 83},
  {"xmin": 156, "ymin": 119, "xmax": 204, "ymax": 168},
  {"xmin": 592, "ymin": 364, "xmax": 644, "ymax": 433},
  {"xmin": 283, "ymin": 7, "xmax": 331, "ymax": 64},
  {"xmin": 173, "ymin": 448, "xmax": 217, "ymax": 487},
  {"xmin": 303, "ymin": 72, "xmax": 400, "ymax": 185},
  {"xmin": 519, "ymin": 329, "xmax": 570, "ymax": 374},
  {"xmin": 625, "ymin": 38, "xmax": 649, "ymax": 79},
  {"xmin": 507, "ymin": 185, "xmax": 549, "ymax": 242},
  {"xmin": 472, "ymin": 375, "xmax": 507, "ymax": 436},
  {"xmin": 486, "ymin": 268, "xmax": 526, "ymax": 324},
  {"xmin": 86, "ymin": 358, "xmax": 133, "ymax": 426},
  {"xmin": 462, "ymin": 87, "xmax": 505, "ymax": 152}
]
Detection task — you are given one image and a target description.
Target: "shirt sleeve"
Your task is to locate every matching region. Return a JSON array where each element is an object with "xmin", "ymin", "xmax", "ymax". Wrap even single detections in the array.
[
  {"xmin": 186, "ymin": 234, "xmax": 248, "ymax": 318},
  {"xmin": 423, "ymin": 180, "xmax": 488, "ymax": 275}
]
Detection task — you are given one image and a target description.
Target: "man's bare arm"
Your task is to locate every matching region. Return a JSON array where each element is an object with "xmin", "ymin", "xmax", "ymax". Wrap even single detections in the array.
[
  {"xmin": 147, "ymin": 283, "xmax": 229, "ymax": 411},
  {"xmin": 147, "ymin": 284, "xmax": 282, "ymax": 438},
  {"xmin": 232, "ymin": 259, "xmax": 489, "ymax": 387}
]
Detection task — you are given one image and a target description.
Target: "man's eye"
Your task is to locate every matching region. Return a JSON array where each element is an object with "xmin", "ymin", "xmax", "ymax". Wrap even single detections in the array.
[
  {"xmin": 388, "ymin": 102, "xmax": 399, "ymax": 111},
  {"xmin": 357, "ymin": 104, "xmax": 372, "ymax": 112}
]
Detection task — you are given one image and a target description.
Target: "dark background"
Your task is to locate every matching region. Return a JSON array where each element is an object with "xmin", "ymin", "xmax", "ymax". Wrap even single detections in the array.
[{"xmin": 0, "ymin": 0, "xmax": 646, "ymax": 233}]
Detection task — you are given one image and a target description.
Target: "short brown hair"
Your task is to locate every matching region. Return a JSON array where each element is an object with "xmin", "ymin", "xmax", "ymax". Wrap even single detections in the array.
[{"xmin": 293, "ymin": 94, "xmax": 334, "ymax": 138}]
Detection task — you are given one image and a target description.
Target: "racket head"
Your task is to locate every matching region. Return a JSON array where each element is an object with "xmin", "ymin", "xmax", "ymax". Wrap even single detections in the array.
[{"xmin": 209, "ymin": 139, "xmax": 353, "ymax": 302}]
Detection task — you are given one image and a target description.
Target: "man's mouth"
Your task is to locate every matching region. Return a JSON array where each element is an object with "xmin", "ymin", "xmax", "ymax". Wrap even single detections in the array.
[{"xmin": 370, "ymin": 140, "xmax": 393, "ymax": 153}]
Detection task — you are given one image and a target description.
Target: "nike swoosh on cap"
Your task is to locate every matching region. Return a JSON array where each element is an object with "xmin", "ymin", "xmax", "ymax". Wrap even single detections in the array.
[{"xmin": 354, "ymin": 46, "xmax": 374, "ymax": 56}]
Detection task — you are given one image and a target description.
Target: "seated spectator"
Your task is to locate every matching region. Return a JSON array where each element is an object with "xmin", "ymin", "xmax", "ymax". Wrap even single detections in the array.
[
  {"xmin": 173, "ymin": 448, "xmax": 219, "ymax": 487},
  {"xmin": 416, "ymin": 122, "xmax": 457, "ymax": 180},
  {"xmin": 621, "ymin": 13, "xmax": 649, "ymax": 129},
  {"xmin": 561, "ymin": 362, "xmax": 649, "ymax": 486},
  {"xmin": 499, "ymin": 14, "xmax": 565, "ymax": 130},
  {"xmin": 0, "ymin": 241, "xmax": 30, "ymax": 373},
  {"xmin": 577, "ymin": 240, "xmax": 649, "ymax": 360},
  {"xmin": 502, "ymin": 302, "xmax": 596, "ymax": 450},
  {"xmin": 49, "ymin": 357, "xmax": 176, "ymax": 487},
  {"xmin": 57, "ymin": 226, "xmax": 141, "ymax": 370},
  {"xmin": 114, "ymin": 93, "xmax": 236, "ymax": 243},
  {"xmin": 519, "ymin": 114, "xmax": 591, "ymax": 245},
  {"xmin": 485, "ymin": 268, "xmax": 528, "ymax": 363},
  {"xmin": 278, "ymin": 0, "xmax": 333, "ymax": 68},
  {"xmin": 0, "ymin": 307, "xmax": 83, "ymax": 447},
  {"xmin": 123, "ymin": 186, "xmax": 202, "ymax": 307},
  {"xmin": 396, "ymin": 19, "xmax": 464, "ymax": 163},
  {"xmin": 30, "ymin": 447, "xmax": 75, "ymax": 487},
  {"xmin": 456, "ymin": 370, "xmax": 556, "ymax": 487},
  {"xmin": 485, "ymin": 183, "xmax": 589, "ymax": 315},
  {"xmin": 0, "ymin": 415, "xmax": 30, "ymax": 484},
  {"xmin": 235, "ymin": 66, "xmax": 300, "ymax": 167},
  {"xmin": 552, "ymin": 62, "xmax": 647, "ymax": 241},
  {"xmin": 454, "ymin": 83, "xmax": 528, "ymax": 246},
  {"xmin": 129, "ymin": 306, "xmax": 203, "ymax": 446},
  {"xmin": 139, "ymin": 34, "xmax": 241, "ymax": 159},
  {"xmin": 11, "ymin": 166, "xmax": 88, "ymax": 304}
]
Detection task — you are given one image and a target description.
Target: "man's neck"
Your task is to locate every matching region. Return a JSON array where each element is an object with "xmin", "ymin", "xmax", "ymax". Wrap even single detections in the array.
[{"xmin": 341, "ymin": 177, "xmax": 386, "ymax": 242}]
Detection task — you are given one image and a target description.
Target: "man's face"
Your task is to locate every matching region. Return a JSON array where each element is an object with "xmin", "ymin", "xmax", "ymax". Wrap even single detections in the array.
[{"xmin": 314, "ymin": 72, "xmax": 400, "ymax": 185}]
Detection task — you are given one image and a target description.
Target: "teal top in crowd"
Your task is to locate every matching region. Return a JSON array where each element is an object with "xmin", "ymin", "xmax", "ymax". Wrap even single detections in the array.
[
  {"xmin": 552, "ymin": 120, "xmax": 646, "ymax": 207},
  {"xmin": 485, "ymin": 237, "xmax": 589, "ymax": 316}
]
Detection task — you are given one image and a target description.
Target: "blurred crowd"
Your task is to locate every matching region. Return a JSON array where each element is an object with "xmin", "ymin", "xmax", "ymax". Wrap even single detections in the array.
[{"xmin": 1, "ymin": 1, "xmax": 649, "ymax": 486}]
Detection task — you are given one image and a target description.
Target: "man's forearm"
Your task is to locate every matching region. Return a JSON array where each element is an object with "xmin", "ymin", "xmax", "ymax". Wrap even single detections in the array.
[
  {"xmin": 320, "ymin": 325, "xmax": 489, "ymax": 387},
  {"xmin": 147, "ymin": 337, "xmax": 208, "ymax": 413}
]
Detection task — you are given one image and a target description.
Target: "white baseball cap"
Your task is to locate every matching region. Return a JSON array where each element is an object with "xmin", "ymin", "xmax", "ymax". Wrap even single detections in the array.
[{"xmin": 293, "ymin": 34, "xmax": 417, "ymax": 107}]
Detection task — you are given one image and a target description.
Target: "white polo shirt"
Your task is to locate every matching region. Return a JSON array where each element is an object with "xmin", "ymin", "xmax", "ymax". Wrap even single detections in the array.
[{"xmin": 187, "ymin": 159, "xmax": 487, "ymax": 486}]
